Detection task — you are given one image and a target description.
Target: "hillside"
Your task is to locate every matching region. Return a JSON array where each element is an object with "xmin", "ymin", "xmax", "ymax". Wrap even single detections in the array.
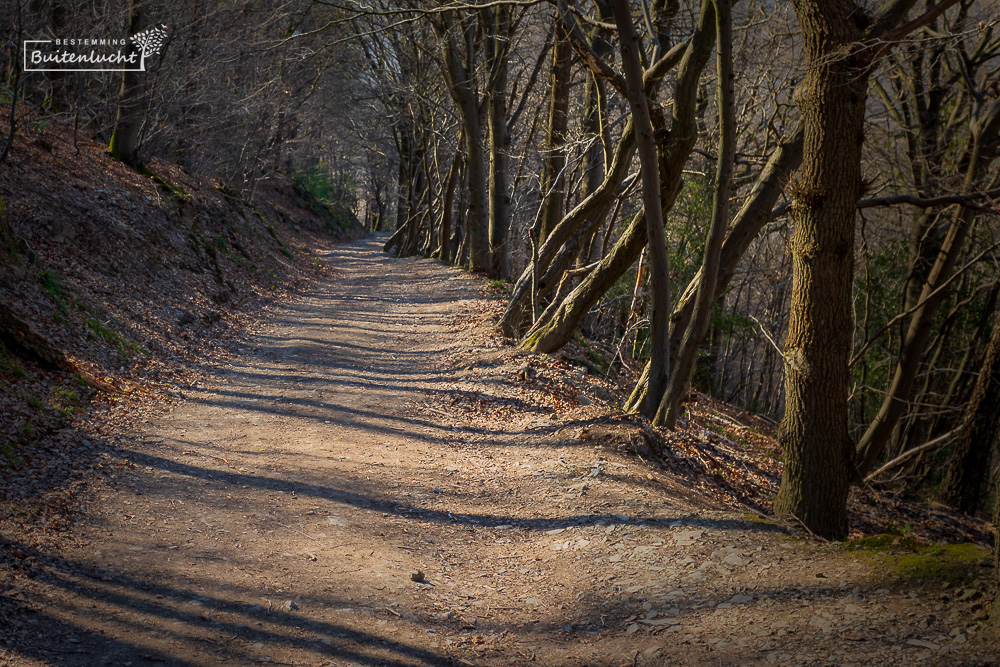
[{"xmin": 0, "ymin": 116, "xmax": 362, "ymax": 503}]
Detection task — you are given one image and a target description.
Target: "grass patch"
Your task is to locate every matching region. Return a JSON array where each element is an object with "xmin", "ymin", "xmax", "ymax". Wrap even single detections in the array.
[
  {"xmin": 38, "ymin": 269, "xmax": 69, "ymax": 308},
  {"xmin": 54, "ymin": 386, "xmax": 80, "ymax": 408},
  {"xmin": 486, "ymin": 279, "xmax": 512, "ymax": 295},
  {"xmin": 87, "ymin": 318, "xmax": 147, "ymax": 359},
  {"xmin": 842, "ymin": 535, "xmax": 991, "ymax": 586}
]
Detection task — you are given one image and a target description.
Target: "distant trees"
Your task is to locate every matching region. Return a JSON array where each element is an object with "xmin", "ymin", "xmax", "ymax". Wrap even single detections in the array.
[
  {"xmin": 2, "ymin": 0, "xmax": 368, "ymax": 199},
  {"xmin": 331, "ymin": 0, "xmax": 999, "ymax": 541}
]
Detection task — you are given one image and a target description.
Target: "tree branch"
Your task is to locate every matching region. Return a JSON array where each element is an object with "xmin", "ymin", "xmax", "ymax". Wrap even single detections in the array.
[{"xmin": 770, "ymin": 188, "xmax": 1000, "ymax": 219}]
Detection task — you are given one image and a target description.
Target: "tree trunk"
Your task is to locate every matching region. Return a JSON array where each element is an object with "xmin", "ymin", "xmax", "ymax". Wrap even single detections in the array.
[
  {"xmin": 0, "ymin": 197, "xmax": 14, "ymax": 261},
  {"xmin": 108, "ymin": 0, "xmax": 146, "ymax": 168},
  {"xmin": 772, "ymin": 0, "xmax": 870, "ymax": 540},
  {"xmin": 497, "ymin": 20, "xmax": 690, "ymax": 339},
  {"xmin": 498, "ymin": 119, "xmax": 636, "ymax": 338},
  {"xmin": 538, "ymin": 16, "xmax": 573, "ymax": 245},
  {"xmin": 436, "ymin": 146, "xmax": 463, "ymax": 263},
  {"xmin": 611, "ymin": 0, "xmax": 671, "ymax": 418},
  {"xmin": 436, "ymin": 12, "xmax": 492, "ymax": 274},
  {"xmin": 485, "ymin": 6, "xmax": 512, "ymax": 278},
  {"xmin": 657, "ymin": 0, "xmax": 735, "ymax": 427}
]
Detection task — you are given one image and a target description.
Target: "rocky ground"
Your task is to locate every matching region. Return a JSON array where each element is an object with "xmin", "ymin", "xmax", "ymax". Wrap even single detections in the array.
[{"xmin": 1, "ymin": 236, "xmax": 997, "ymax": 666}]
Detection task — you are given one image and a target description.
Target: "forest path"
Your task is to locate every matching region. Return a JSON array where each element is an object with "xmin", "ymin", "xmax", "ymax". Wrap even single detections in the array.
[{"xmin": 1, "ymin": 236, "xmax": 990, "ymax": 666}]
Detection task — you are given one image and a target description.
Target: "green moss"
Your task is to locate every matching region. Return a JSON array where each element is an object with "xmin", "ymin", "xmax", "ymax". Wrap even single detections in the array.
[
  {"xmin": 843, "ymin": 535, "xmax": 990, "ymax": 586},
  {"xmin": 107, "ymin": 132, "xmax": 123, "ymax": 161},
  {"xmin": 87, "ymin": 318, "xmax": 147, "ymax": 357},
  {"xmin": 520, "ymin": 333, "xmax": 541, "ymax": 350},
  {"xmin": 215, "ymin": 184, "xmax": 241, "ymax": 198},
  {"xmin": 487, "ymin": 279, "xmax": 511, "ymax": 294}
]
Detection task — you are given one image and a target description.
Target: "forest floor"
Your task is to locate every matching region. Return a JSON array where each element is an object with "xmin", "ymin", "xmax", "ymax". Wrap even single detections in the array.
[{"xmin": 1, "ymin": 235, "xmax": 998, "ymax": 666}]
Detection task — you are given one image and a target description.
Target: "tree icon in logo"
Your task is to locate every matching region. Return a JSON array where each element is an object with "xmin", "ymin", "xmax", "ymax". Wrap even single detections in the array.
[{"xmin": 130, "ymin": 25, "xmax": 167, "ymax": 70}]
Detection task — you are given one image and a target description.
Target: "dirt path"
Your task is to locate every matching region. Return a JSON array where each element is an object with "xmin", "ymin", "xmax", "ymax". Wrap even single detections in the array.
[{"xmin": 1, "ymin": 237, "xmax": 995, "ymax": 666}]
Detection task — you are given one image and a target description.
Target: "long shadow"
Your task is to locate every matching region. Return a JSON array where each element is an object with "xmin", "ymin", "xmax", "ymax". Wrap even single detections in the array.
[
  {"xmin": 178, "ymin": 391, "xmax": 485, "ymax": 445},
  {"xmin": 0, "ymin": 536, "xmax": 460, "ymax": 667},
  {"xmin": 184, "ymin": 384, "xmax": 548, "ymax": 435},
  {"xmin": 118, "ymin": 448, "xmax": 790, "ymax": 535}
]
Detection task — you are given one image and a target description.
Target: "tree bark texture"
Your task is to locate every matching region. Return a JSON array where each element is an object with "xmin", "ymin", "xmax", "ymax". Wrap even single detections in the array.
[
  {"xmin": 485, "ymin": 6, "xmax": 512, "ymax": 277},
  {"xmin": 437, "ymin": 12, "xmax": 492, "ymax": 274},
  {"xmin": 436, "ymin": 145, "xmax": 464, "ymax": 263},
  {"xmin": 108, "ymin": 0, "xmax": 146, "ymax": 168},
  {"xmin": 611, "ymin": 0, "xmax": 671, "ymax": 419},
  {"xmin": 773, "ymin": 0, "xmax": 869, "ymax": 540},
  {"xmin": 538, "ymin": 16, "xmax": 573, "ymax": 246},
  {"xmin": 657, "ymin": 0, "xmax": 735, "ymax": 427}
]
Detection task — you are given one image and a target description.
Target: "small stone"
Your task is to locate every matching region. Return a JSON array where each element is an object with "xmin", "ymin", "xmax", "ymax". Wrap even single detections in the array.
[
  {"xmin": 956, "ymin": 588, "xmax": 982, "ymax": 602},
  {"xmin": 724, "ymin": 554, "xmax": 744, "ymax": 567},
  {"xmin": 808, "ymin": 615, "xmax": 831, "ymax": 631},
  {"xmin": 674, "ymin": 530, "xmax": 703, "ymax": 546},
  {"xmin": 906, "ymin": 639, "xmax": 939, "ymax": 650},
  {"xmin": 546, "ymin": 528, "xmax": 565, "ymax": 536},
  {"xmin": 625, "ymin": 622, "xmax": 641, "ymax": 634},
  {"xmin": 729, "ymin": 594, "xmax": 752, "ymax": 604}
]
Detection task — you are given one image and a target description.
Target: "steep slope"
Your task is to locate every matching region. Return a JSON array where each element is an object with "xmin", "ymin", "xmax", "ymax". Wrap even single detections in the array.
[{"xmin": 0, "ymin": 116, "xmax": 362, "ymax": 500}]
